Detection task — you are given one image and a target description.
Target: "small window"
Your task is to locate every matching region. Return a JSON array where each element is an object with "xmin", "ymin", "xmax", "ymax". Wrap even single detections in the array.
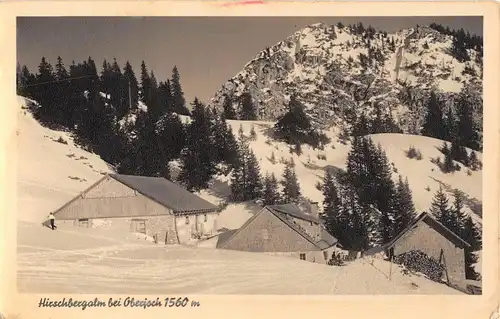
[
  {"xmin": 261, "ymin": 229, "xmax": 269, "ymax": 240},
  {"xmin": 132, "ymin": 219, "xmax": 146, "ymax": 234},
  {"xmin": 185, "ymin": 216, "xmax": 189, "ymax": 225},
  {"xmin": 204, "ymin": 214, "xmax": 207, "ymax": 222},
  {"xmin": 310, "ymin": 221, "xmax": 313, "ymax": 226},
  {"xmin": 300, "ymin": 253, "xmax": 306, "ymax": 260},
  {"xmin": 78, "ymin": 218, "xmax": 89, "ymax": 228},
  {"xmin": 323, "ymin": 251, "xmax": 328, "ymax": 261}
]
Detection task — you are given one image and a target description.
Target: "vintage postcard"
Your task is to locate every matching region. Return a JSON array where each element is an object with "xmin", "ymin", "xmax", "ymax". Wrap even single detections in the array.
[{"xmin": 0, "ymin": 1, "xmax": 498, "ymax": 319}]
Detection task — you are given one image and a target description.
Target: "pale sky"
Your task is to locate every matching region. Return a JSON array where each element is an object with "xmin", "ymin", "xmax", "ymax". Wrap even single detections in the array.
[{"xmin": 17, "ymin": 17, "xmax": 482, "ymax": 104}]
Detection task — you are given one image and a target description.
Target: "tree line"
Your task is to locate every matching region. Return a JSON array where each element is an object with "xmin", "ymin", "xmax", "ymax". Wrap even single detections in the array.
[
  {"xmin": 322, "ymin": 135, "xmax": 415, "ymax": 251},
  {"xmin": 321, "ymin": 135, "xmax": 481, "ymax": 279},
  {"xmin": 428, "ymin": 23, "xmax": 483, "ymax": 63},
  {"xmin": 429, "ymin": 186, "xmax": 482, "ymax": 280},
  {"xmin": 16, "ymin": 56, "xmax": 239, "ymax": 189},
  {"xmin": 421, "ymin": 86, "xmax": 482, "ymax": 172}
]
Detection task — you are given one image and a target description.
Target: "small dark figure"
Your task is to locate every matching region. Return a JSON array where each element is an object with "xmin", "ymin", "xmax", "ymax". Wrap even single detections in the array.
[{"xmin": 48, "ymin": 212, "xmax": 56, "ymax": 230}]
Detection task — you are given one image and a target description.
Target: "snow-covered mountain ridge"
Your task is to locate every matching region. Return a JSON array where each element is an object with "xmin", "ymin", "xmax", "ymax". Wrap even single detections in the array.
[{"xmin": 209, "ymin": 23, "xmax": 482, "ymax": 140}]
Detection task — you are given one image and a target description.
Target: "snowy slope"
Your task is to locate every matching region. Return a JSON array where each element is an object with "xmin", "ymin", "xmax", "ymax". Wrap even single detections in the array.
[
  {"xmin": 15, "ymin": 95, "xmax": 476, "ymax": 293},
  {"xmin": 194, "ymin": 121, "xmax": 483, "ymax": 275},
  {"xmin": 16, "ymin": 96, "xmax": 114, "ymax": 223},
  {"xmin": 17, "ymin": 221, "xmax": 463, "ymax": 294},
  {"xmin": 215, "ymin": 120, "xmax": 483, "ymax": 224},
  {"xmin": 209, "ymin": 24, "xmax": 482, "ymax": 143}
]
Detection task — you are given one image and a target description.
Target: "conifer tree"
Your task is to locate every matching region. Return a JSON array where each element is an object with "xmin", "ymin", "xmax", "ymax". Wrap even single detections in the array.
[
  {"xmin": 177, "ymin": 98, "xmax": 217, "ymax": 191},
  {"xmin": 245, "ymin": 147, "xmax": 263, "ymax": 200},
  {"xmin": 345, "ymin": 137, "xmax": 398, "ymax": 244},
  {"xmin": 450, "ymin": 191, "xmax": 468, "ymax": 234},
  {"xmin": 238, "ymin": 124, "xmax": 245, "ymax": 140},
  {"xmin": 442, "ymin": 146, "xmax": 457, "ymax": 173},
  {"xmin": 171, "ymin": 66, "xmax": 190, "ymax": 115},
  {"xmin": 322, "ymin": 169, "xmax": 347, "ymax": 243},
  {"xmin": 148, "ymin": 70, "xmax": 162, "ymax": 121},
  {"xmin": 34, "ymin": 57, "xmax": 56, "ymax": 119},
  {"xmin": 249, "ymin": 124, "xmax": 257, "ymax": 140},
  {"xmin": 281, "ymin": 157, "xmax": 301, "ymax": 203},
  {"xmin": 230, "ymin": 135, "xmax": 262, "ymax": 201},
  {"xmin": 262, "ymin": 173, "xmax": 280, "ymax": 206},
  {"xmin": 422, "ymin": 91, "xmax": 446, "ymax": 140},
  {"xmin": 157, "ymin": 112, "xmax": 186, "ymax": 162},
  {"xmin": 445, "ymin": 107, "xmax": 456, "ymax": 142},
  {"xmin": 54, "ymin": 56, "xmax": 71, "ymax": 125},
  {"xmin": 394, "ymin": 175, "xmax": 416, "ymax": 235},
  {"xmin": 160, "ymin": 79, "xmax": 173, "ymax": 113},
  {"xmin": 468, "ymin": 151, "xmax": 481, "ymax": 171},
  {"xmin": 451, "ymin": 31, "xmax": 470, "ymax": 63},
  {"xmin": 122, "ymin": 61, "xmax": 139, "ymax": 112},
  {"xmin": 211, "ymin": 109, "xmax": 239, "ymax": 168},
  {"xmin": 430, "ymin": 186, "xmax": 452, "ymax": 225},
  {"xmin": 462, "ymin": 216, "xmax": 482, "ymax": 251},
  {"xmin": 239, "ymin": 92, "xmax": 257, "ymax": 120},
  {"xmin": 222, "ymin": 94, "xmax": 237, "ymax": 119},
  {"xmin": 455, "ymin": 87, "xmax": 480, "ymax": 150},
  {"xmin": 139, "ymin": 61, "xmax": 151, "ymax": 105},
  {"xmin": 18, "ymin": 65, "xmax": 36, "ymax": 98},
  {"xmin": 100, "ymin": 59, "xmax": 112, "ymax": 94},
  {"xmin": 230, "ymin": 142, "xmax": 246, "ymax": 202},
  {"xmin": 274, "ymin": 95, "xmax": 313, "ymax": 145},
  {"xmin": 352, "ymin": 113, "xmax": 370, "ymax": 137}
]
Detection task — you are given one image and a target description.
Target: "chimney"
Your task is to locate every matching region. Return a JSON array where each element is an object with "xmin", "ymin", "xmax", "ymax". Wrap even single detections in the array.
[{"xmin": 307, "ymin": 201, "xmax": 319, "ymax": 219}]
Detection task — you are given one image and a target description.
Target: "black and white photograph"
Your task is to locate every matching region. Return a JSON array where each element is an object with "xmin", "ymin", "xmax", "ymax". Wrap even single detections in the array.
[{"xmin": 15, "ymin": 14, "xmax": 485, "ymax": 296}]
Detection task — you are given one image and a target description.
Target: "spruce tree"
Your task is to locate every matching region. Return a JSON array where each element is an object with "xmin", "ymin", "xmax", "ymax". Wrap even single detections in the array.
[
  {"xmin": 148, "ymin": 70, "xmax": 162, "ymax": 121},
  {"xmin": 323, "ymin": 169, "xmax": 345, "ymax": 242},
  {"xmin": 249, "ymin": 125, "xmax": 257, "ymax": 140},
  {"xmin": 445, "ymin": 107, "xmax": 456, "ymax": 142},
  {"xmin": 462, "ymin": 216, "xmax": 482, "ymax": 251},
  {"xmin": 345, "ymin": 137, "xmax": 398, "ymax": 242},
  {"xmin": 230, "ymin": 140, "xmax": 247, "ymax": 202},
  {"xmin": 100, "ymin": 59, "xmax": 112, "ymax": 94},
  {"xmin": 238, "ymin": 124, "xmax": 245, "ymax": 140},
  {"xmin": 468, "ymin": 151, "xmax": 481, "ymax": 171},
  {"xmin": 171, "ymin": 66, "xmax": 190, "ymax": 115},
  {"xmin": 455, "ymin": 87, "xmax": 479, "ymax": 150},
  {"xmin": 422, "ymin": 91, "xmax": 446, "ymax": 140},
  {"xmin": 230, "ymin": 135, "xmax": 262, "ymax": 201},
  {"xmin": 245, "ymin": 148, "xmax": 263, "ymax": 200},
  {"xmin": 352, "ymin": 113, "xmax": 370, "ymax": 137},
  {"xmin": 239, "ymin": 92, "xmax": 257, "ymax": 120},
  {"xmin": 122, "ymin": 61, "xmax": 139, "ymax": 112},
  {"xmin": 177, "ymin": 98, "xmax": 217, "ymax": 191},
  {"xmin": 157, "ymin": 112, "xmax": 186, "ymax": 162},
  {"xmin": 394, "ymin": 175, "xmax": 416, "ymax": 235},
  {"xmin": 34, "ymin": 57, "xmax": 56, "ymax": 120},
  {"xmin": 211, "ymin": 108, "xmax": 239, "ymax": 168},
  {"xmin": 451, "ymin": 32, "xmax": 470, "ymax": 63},
  {"xmin": 281, "ymin": 157, "xmax": 301, "ymax": 203},
  {"xmin": 430, "ymin": 186, "xmax": 452, "ymax": 226},
  {"xmin": 158, "ymin": 79, "xmax": 173, "ymax": 113},
  {"xmin": 449, "ymin": 191, "xmax": 467, "ymax": 233},
  {"xmin": 126, "ymin": 111, "xmax": 165, "ymax": 177},
  {"xmin": 274, "ymin": 95, "xmax": 312, "ymax": 144},
  {"xmin": 18, "ymin": 65, "xmax": 36, "ymax": 98},
  {"xmin": 443, "ymin": 145, "xmax": 457, "ymax": 173},
  {"xmin": 450, "ymin": 139, "xmax": 467, "ymax": 165},
  {"xmin": 222, "ymin": 94, "xmax": 237, "ymax": 119},
  {"xmin": 262, "ymin": 173, "xmax": 280, "ymax": 206},
  {"xmin": 139, "ymin": 61, "xmax": 151, "ymax": 106},
  {"xmin": 54, "ymin": 56, "xmax": 71, "ymax": 125}
]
